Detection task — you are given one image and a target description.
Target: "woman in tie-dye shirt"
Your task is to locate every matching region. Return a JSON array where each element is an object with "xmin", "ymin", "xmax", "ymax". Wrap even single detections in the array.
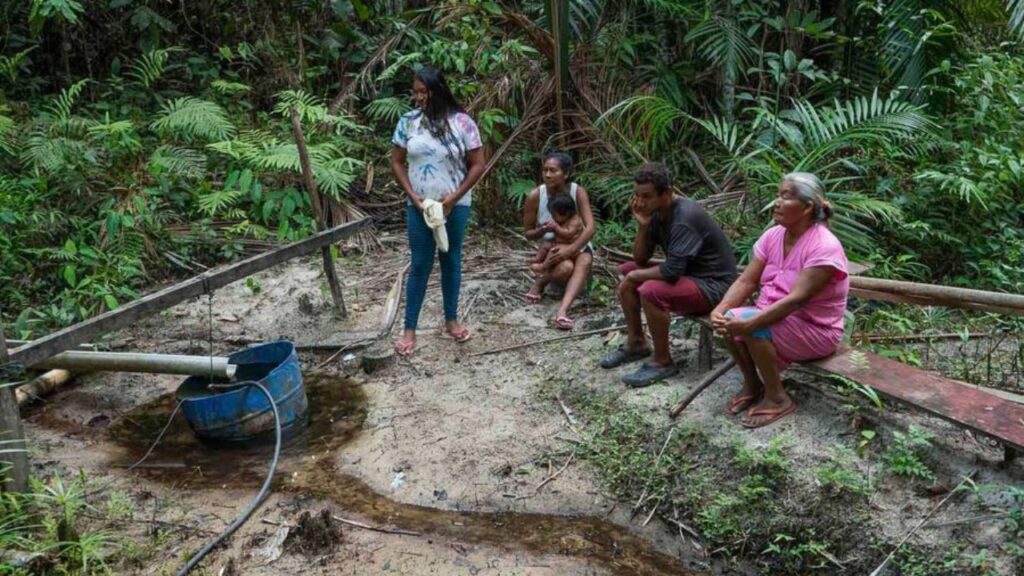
[{"xmin": 391, "ymin": 66, "xmax": 485, "ymax": 356}]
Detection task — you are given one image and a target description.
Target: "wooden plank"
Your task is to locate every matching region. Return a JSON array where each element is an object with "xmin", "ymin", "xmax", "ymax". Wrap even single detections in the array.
[
  {"xmin": 0, "ymin": 317, "xmax": 28, "ymax": 492},
  {"xmin": 7, "ymin": 218, "xmax": 369, "ymax": 369},
  {"xmin": 810, "ymin": 347, "xmax": 1024, "ymax": 452}
]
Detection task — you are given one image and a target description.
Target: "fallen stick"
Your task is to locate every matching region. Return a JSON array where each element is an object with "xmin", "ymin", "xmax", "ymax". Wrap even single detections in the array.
[
  {"xmin": 868, "ymin": 470, "xmax": 978, "ymax": 576},
  {"xmin": 380, "ymin": 263, "xmax": 409, "ymax": 338},
  {"xmin": 470, "ymin": 324, "xmax": 628, "ymax": 357},
  {"xmin": 332, "ymin": 515, "xmax": 421, "ymax": 537},
  {"xmin": 864, "ymin": 332, "xmax": 989, "ymax": 343},
  {"xmin": 668, "ymin": 359, "xmax": 737, "ymax": 418},
  {"xmin": 664, "ymin": 515, "xmax": 701, "ymax": 540},
  {"xmin": 554, "ymin": 393, "xmax": 580, "ymax": 435},
  {"xmin": 533, "ymin": 451, "xmax": 575, "ymax": 494}
]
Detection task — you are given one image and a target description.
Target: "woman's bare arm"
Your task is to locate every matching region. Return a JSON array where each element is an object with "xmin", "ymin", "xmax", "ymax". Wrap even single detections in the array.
[{"xmin": 391, "ymin": 146, "xmax": 422, "ymax": 211}]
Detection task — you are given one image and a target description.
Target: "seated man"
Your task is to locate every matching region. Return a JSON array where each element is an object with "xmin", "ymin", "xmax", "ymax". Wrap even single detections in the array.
[{"xmin": 601, "ymin": 162, "xmax": 738, "ymax": 387}]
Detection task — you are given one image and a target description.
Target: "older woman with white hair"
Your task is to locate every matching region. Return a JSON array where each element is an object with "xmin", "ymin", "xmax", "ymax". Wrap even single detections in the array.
[{"xmin": 710, "ymin": 172, "xmax": 850, "ymax": 428}]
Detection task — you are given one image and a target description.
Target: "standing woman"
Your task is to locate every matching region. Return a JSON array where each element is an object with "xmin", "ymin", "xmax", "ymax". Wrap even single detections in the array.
[
  {"xmin": 522, "ymin": 151, "xmax": 596, "ymax": 329},
  {"xmin": 391, "ymin": 66, "xmax": 486, "ymax": 355}
]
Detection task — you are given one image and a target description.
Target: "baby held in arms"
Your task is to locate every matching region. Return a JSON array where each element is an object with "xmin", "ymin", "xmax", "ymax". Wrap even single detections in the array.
[{"xmin": 531, "ymin": 194, "xmax": 584, "ymax": 274}]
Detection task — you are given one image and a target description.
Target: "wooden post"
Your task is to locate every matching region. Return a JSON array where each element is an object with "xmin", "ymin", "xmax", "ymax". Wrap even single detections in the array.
[
  {"xmin": 697, "ymin": 322, "xmax": 714, "ymax": 372},
  {"xmin": 291, "ymin": 109, "xmax": 347, "ymax": 318},
  {"xmin": 0, "ymin": 314, "xmax": 29, "ymax": 492}
]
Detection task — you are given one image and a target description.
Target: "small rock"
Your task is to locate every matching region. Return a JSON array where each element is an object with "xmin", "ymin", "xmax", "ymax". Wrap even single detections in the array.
[{"xmin": 297, "ymin": 293, "xmax": 316, "ymax": 315}]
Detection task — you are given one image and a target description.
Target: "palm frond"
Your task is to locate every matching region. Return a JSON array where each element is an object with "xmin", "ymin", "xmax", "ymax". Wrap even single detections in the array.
[
  {"xmin": 785, "ymin": 91, "xmax": 937, "ymax": 170},
  {"xmin": 150, "ymin": 97, "xmax": 235, "ymax": 142},
  {"xmin": 684, "ymin": 15, "xmax": 758, "ymax": 81},
  {"xmin": 598, "ymin": 95, "xmax": 691, "ymax": 152},
  {"xmin": 1011, "ymin": 0, "xmax": 1024, "ymax": 38}
]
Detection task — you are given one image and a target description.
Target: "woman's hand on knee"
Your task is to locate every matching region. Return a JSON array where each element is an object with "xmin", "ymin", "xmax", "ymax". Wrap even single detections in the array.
[
  {"xmin": 722, "ymin": 314, "xmax": 752, "ymax": 337},
  {"xmin": 710, "ymin": 309, "xmax": 728, "ymax": 335}
]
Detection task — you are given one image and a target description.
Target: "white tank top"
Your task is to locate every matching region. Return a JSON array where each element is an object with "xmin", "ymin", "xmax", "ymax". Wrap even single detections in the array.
[
  {"xmin": 537, "ymin": 183, "xmax": 578, "ymax": 241},
  {"xmin": 536, "ymin": 183, "xmax": 592, "ymax": 250}
]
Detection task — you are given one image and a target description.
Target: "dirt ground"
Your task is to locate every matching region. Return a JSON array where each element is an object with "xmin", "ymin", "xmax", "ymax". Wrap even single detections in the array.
[{"xmin": 20, "ymin": 238, "xmax": 1024, "ymax": 575}]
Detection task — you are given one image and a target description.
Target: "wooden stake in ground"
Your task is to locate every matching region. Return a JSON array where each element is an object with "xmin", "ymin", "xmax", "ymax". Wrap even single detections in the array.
[
  {"xmin": 0, "ymin": 317, "xmax": 28, "ymax": 492},
  {"xmin": 291, "ymin": 108, "xmax": 347, "ymax": 318}
]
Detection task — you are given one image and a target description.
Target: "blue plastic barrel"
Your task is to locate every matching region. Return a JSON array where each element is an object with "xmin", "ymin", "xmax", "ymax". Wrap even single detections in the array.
[{"xmin": 176, "ymin": 341, "xmax": 308, "ymax": 442}]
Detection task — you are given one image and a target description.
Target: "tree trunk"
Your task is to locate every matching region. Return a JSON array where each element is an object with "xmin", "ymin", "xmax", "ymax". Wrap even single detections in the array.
[
  {"xmin": 0, "ymin": 316, "xmax": 28, "ymax": 493},
  {"xmin": 290, "ymin": 110, "xmax": 347, "ymax": 318}
]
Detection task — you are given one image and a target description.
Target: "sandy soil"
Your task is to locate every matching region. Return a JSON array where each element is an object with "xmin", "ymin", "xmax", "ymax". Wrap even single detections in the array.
[{"xmin": 19, "ymin": 240, "xmax": 1024, "ymax": 575}]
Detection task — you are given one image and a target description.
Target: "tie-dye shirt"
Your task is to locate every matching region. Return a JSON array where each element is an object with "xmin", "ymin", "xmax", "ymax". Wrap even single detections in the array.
[{"xmin": 392, "ymin": 110, "xmax": 482, "ymax": 207}]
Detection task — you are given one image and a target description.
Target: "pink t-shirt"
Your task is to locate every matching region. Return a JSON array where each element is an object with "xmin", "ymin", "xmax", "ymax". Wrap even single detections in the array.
[{"xmin": 753, "ymin": 224, "xmax": 849, "ymax": 334}]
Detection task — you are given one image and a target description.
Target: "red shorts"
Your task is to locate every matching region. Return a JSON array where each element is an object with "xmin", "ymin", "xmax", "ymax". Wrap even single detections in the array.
[{"xmin": 619, "ymin": 262, "xmax": 711, "ymax": 315}]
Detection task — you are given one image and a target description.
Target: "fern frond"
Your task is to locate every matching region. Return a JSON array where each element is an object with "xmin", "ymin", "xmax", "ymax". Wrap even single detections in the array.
[
  {"xmin": 274, "ymin": 90, "xmax": 331, "ymax": 124},
  {"xmin": 150, "ymin": 97, "xmax": 235, "ymax": 142},
  {"xmin": 0, "ymin": 47, "xmax": 35, "ymax": 82},
  {"xmin": 20, "ymin": 133, "xmax": 93, "ymax": 175},
  {"xmin": 364, "ymin": 96, "xmax": 412, "ymax": 125},
  {"xmin": 127, "ymin": 47, "xmax": 181, "ymax": 88},
  {"xmin": 149, "ymin": 145, "xmax": 207, "ymax": 179},
  {"xmin": 315, "ymin": 157, "xmax": 365, "ymax": 198},
  {"xmin": 376, "ymin": 52, "xmax": 424, "ymax": 83},
  {"xmin": 45, "ymin": 79, "xmax": 90, "ymax": 123},
  {"xmin": 210, "ymin": 80, "xmax": 251, "ymax": 94},
  {"xmin": 0, "ymin": 114, "xmax": 16, "ymax": 156},
  {"xmin": 197, "ymin": 187, "xmax": 245, "ymax": 216}
]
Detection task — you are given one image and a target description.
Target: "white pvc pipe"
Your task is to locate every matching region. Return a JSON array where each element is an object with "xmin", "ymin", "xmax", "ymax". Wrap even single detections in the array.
[{"xmin": 33, "ymin": 351, "xmax": 237, "ymax": 379}]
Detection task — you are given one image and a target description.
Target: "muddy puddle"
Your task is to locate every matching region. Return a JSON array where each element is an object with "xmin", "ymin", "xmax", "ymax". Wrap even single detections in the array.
[{"xmin": 102, "ymin": 373, "xmax": 702, "ymax": 576}]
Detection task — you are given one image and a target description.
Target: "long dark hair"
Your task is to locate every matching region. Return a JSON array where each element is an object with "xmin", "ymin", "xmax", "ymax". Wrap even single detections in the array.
[{"xmin": 414, "ymin": 65, "xmax": 463, "ymax": 139}]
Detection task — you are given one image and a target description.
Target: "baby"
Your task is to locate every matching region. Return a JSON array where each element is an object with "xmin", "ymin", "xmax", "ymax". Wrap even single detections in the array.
[{"xmin": 529, "ymin": 194, "xmax": 583, "ymax": 275}]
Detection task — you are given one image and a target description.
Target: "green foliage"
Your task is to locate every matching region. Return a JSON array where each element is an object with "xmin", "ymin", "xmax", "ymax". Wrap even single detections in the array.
[
  {"xmin": 814, "ymin": 445, "xmax": 873, "ymax": 497},
  {"xmin": 883, "ymin": 425, "xmax": 936, "ymax": 481},
  {"xmin": 762, "ymin": 532, "xmax": 832, "ymax": 573},
  {"xmin": 150, "ymin": 97, "xmax": 235, "ymax": 142},
  {"xmin": 0, "ymin": 470, "xmax": 116, "ymax": 575}
]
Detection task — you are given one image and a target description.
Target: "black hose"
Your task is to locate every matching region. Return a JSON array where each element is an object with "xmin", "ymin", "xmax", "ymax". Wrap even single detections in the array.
[{"xmin": 176, "ymin": 381, "xmax": 282, "ymax": 576}]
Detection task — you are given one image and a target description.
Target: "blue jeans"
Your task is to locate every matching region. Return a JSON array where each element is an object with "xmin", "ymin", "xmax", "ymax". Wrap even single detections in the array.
[{"xmin": 405, "ymin": 204, "xmax": 470, "ymax": 330}]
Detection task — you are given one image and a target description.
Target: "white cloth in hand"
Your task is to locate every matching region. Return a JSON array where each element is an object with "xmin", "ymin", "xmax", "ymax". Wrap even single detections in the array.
[{"xmin": 421, "ymin": 199, "xmax": 449, "ymax": 253}]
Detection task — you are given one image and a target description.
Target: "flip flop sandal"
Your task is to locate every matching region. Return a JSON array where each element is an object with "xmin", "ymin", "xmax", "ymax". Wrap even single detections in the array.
[
  {"xmin": 725, "ymin": 394, "xmax": 758, "ymax": 416},
  {"xmin": 393, "ymin": 339, "xmax": 416, "ymax": 356},
  {"xmin": 741, "ymin": 404, "xmax": 797, "ymax": 429},
  {"xmin": 600, "ymin": 347, "xmax": 651, "ymax": 369},
  {"xmin": 524, "ymin": 293, "xmax": 541, "ymax": 304},
  {"xmin": 621, "ymin": 363, "xmax": 679, "ymax": 388},
  {"xmin": 446, "ymin": 327, "xmax": 471, "ymax": 343},
  {"xmin": 553, "ymin": 315, "xmax": 574, "ymax": 330}
]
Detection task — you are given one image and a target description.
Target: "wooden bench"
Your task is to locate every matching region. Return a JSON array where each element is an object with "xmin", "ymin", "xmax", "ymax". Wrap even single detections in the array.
[{"xmin": 680, "ymin": 315, "xmax": 1024, "ymax": 462}]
